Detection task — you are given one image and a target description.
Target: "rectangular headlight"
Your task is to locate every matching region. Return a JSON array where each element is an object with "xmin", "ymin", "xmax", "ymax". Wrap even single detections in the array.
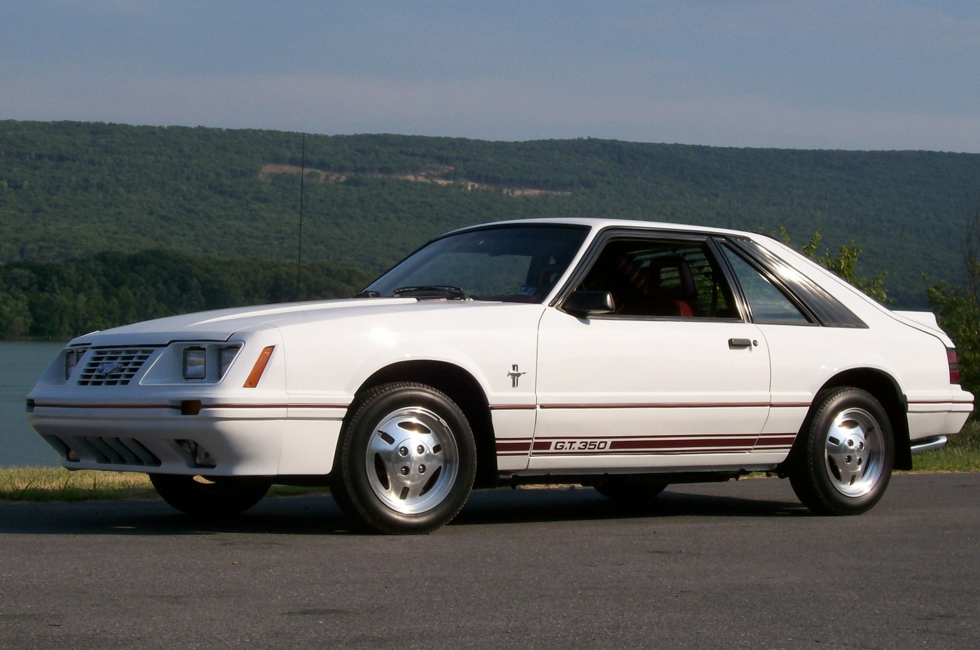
[
  {"xmin": 219, "ymin": 346, "xmax": 239, "ymax": 378},
  {"xmin": 65, "ymin": 349, "xmax": 79, "ymax": 380},
  {"xmin": 182, "ymin": 347, "xmax": 207, "ymax": 380}
]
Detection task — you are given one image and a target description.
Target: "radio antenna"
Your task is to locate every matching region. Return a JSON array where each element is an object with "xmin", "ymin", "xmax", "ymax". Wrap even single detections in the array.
[{"xmin": 296, "ymin": 133, "xmax": 306, "ymax": 301}]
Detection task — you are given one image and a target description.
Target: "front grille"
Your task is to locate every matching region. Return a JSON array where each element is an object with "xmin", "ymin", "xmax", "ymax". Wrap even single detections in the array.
[{"xmin": 77, "ymin": 348, "xmax": 156, "ymax": 386}]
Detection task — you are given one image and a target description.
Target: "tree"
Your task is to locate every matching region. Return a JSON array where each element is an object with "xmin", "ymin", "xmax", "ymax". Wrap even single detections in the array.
[
  {"xmin": 0, "ymin": 290, "xmax": 32, "ymax": 338},
  {"xmin": 927, "ymin": 204, "xmax": 980, "ymax": 401},
  {"xmin": 774, "ymin": 227, "xmax": 890, "ymax": 304}
]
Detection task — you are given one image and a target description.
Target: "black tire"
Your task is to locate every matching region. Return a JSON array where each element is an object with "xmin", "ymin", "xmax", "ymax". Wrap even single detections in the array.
[
  {"xmin": 788, "ymin": 387, "xmax": 894, "ymax": 516},
  {"xmin": 149, "ymin": 474, "xmax": 272, "ymax": 517},
  {"xmin": 594, "ymin": 476, "xmax": 668, "ymax": 502},
  {"xmin": 331, "ymin": 382, "xmax": 477, "ymax": 534}
]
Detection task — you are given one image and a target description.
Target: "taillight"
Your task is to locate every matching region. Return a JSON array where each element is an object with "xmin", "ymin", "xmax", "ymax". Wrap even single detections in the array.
[{"xmin": 948, "ymin": 348, "xmax": 960, "ymax": 384}]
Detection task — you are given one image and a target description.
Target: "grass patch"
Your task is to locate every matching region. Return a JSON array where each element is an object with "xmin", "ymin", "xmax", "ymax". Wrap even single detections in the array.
[
  {"xmin": 908, "ymin": 420, "xmax": 980, "ymax": 473},
  {"xmin": 0, "ymin": 467, "xmax": 326, "ymax": 503},
  {"xmin": 0, "ymin": 467, "xmax": 158, "ymax": 502}
]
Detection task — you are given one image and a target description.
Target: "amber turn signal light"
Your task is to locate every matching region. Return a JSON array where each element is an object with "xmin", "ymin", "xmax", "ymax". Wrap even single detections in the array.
[{"xmin": 243, "ymin": 346, "xmax": 275, "ymax": 388}]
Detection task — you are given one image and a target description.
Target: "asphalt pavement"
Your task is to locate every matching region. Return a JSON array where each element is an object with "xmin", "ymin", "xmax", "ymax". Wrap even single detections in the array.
[{"xmin": 1, "ymin": 474, "xmax": 978, "ymax": 649}]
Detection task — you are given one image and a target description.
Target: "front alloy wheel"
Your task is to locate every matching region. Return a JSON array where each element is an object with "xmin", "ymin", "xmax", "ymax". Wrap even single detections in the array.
[
  {"xmin": 365, "ymin": 406, "xmax": 460, "ymax": 515},
  {"xmin": 332, "ymin": 382, "xmax": 477, "ymax": 534}
]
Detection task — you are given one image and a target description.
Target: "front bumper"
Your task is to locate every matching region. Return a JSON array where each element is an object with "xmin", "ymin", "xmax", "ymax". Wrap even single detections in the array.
[{"xmin": 27, "ymin": 400, "xmax": 346, "ymax": 477}]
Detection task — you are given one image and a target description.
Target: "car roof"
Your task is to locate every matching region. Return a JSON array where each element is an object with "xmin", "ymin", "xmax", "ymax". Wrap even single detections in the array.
[
  {"xmin": 424, "ymin": 218, "xmax": 955, "ymax": 345},
  {"xmin": 447, "ymin": 217, "xmax": 760, "ymax": 241}
]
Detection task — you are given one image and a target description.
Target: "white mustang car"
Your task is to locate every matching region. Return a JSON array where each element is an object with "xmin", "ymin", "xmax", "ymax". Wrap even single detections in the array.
[{"xmin": 27, "ymin": 219, "xmax": 973, "ymax": 533}]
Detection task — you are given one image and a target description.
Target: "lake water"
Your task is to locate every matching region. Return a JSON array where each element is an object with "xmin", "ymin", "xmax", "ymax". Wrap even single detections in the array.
[{"xmin": 0, "ymin": 341, "xmax": 66, "ymax": 468}]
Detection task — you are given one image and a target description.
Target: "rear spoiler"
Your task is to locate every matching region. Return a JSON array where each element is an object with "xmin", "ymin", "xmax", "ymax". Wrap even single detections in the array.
[{"xmin": 891, "ymin": 311, "xmax": 954, "ymax": 347}]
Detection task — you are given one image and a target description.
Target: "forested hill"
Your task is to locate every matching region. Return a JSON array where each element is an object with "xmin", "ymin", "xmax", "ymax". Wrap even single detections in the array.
[{"xmin": 1, "ymin": 119, "xmax": 978, "ymax": 308}]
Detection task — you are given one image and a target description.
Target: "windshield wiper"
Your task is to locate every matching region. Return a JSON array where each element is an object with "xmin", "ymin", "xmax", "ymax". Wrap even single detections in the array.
[
  {"xmin": 351, "ymin": 290, "xmax": 382, "ymax": 299},
  {"xmin": 392, "ymin": 286, "xmax": 468, "ymax": 300}
]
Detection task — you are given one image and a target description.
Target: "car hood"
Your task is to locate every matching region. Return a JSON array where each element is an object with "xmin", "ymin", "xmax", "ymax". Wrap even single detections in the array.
[{"xmin": 70, "ymin": 298, "xmax": 510, "ymax": 347}]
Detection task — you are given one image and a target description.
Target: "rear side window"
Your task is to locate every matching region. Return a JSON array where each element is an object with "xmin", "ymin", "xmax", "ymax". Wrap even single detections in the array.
[
  {"xmin": 576, "ymin": 238, "xmax": 737, "ymax": 318},
  {"xmin": 728, "ymin": 237, "xmax": 868, "ymax": 328},
  {"xmin": 721, "ymin": 245, "xmax": 811, "ymax": 325}
]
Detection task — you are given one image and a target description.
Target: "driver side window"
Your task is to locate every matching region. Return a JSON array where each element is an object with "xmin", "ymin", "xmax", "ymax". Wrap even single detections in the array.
[{"xmin": 577, "ymin": 238, "xmax": 737, "ymax": 318}]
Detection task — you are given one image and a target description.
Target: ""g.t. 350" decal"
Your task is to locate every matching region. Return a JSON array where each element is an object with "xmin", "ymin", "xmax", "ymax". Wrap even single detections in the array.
[{"xmin": 551, "ymin": 440, "xmax": 610, "ymax": 451}]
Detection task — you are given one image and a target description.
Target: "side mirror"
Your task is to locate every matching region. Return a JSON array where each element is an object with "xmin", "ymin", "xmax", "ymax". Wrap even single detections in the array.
[{"xmin": 562, "ymin": 290, "xmax": 615, "ymax": 316}]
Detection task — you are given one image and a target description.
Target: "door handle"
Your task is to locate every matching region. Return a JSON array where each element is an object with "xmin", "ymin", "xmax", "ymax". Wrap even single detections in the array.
[{"xmin": 728, "ymin": 338, "xmax": 754, "ymax": 349}]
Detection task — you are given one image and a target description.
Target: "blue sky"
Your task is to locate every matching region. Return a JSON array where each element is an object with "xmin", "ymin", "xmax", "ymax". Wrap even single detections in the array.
[{"xmin": 2, "ymin": 0, "xmax": 978, "ymax": 151}]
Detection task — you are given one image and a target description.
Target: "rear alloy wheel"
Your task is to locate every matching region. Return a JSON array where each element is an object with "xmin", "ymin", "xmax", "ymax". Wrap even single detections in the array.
[
  {"xmin": 789, "ymin": 387, "xmax": 894, "ymax": 516},
  {"xmin": 331, "ymin": 382, "xmax": 477, "ymax": 534},
  {"xmin": 150, "ymin": 474, "xmax": 272, "ymax": 517}
]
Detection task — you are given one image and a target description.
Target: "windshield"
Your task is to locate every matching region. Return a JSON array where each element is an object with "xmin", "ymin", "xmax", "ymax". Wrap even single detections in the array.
[{"xmin": 364, "ymin": 224, "xmax": 590, "ymax": 302}]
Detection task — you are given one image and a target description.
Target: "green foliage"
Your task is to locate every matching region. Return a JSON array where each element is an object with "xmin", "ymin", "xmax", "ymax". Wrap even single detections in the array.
[
  {"xmin": 773, "ymin": 228, "xmax": 890, "ymax": 304},
  {"xmin": 910, "ymin": 420, "xmax": 980, "ymax": 472},
  {"xmin": 807, "ymin": 232, "xmax": 890, "ymax": 304},
  {"xmin": 927, "ymin": 206, "xmax": 980, "ymax": 403},
  {"xmin": 0, "ymin": 287, "xmax": 32, "ymax": 338},
  {"xmin": 927, "ymin": 279, "xmax": 979, "ymax": 398},
  {"xmin": 0, "ymin": 251, "xmax": 373, "ymax": 340},
  {"xmin": 2, "ymin": 120, "xmax": 978, "ymax": 308}
]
